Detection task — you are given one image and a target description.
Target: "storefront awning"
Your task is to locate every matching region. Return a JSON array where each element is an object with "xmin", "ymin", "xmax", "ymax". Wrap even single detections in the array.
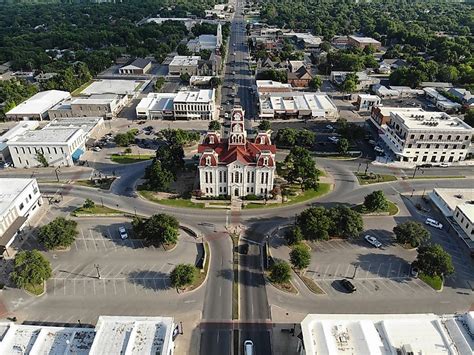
[{"xmin": 72, "ymin": 148, "xmax": 84, "ymax": 161}]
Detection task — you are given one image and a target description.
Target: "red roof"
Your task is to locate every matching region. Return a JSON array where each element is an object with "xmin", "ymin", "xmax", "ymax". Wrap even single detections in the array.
[{"xmin": 198, "ymin": 138, "xmax": 276, "ymax": 166}]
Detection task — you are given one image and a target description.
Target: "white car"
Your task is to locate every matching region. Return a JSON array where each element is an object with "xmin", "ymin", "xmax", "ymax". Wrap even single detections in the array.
[
  {"xmin": 364, "ymin": 235, "xmax": 382, "ymax": 248},
  {"xmin": 374, "ymin": 146, "xmax": 384, "ymax": 153},
  {"xmin": 326, "ymin": 124, "xmax": 334, "ymax": 130},
  {"xmin": 3, "ymin": 162, "xmax": 11, "ymax": 168},
  {"xmin": 425, "ymin": 218, "xmax": 443, "ymax": 229},
  {"xmin": 328, "ymin": 136, "xmax": 339, "ymax": 144},
  {"xmin": 118, "ymin": 226, "xmax": 128, "ymax": 240},
  {"xmin": 439, "ymin": 163, "xmax": 449, "ymax": 168},
  {"xmin": 93, "ymin": 147, "xmax": 101, "ymax": 152}
]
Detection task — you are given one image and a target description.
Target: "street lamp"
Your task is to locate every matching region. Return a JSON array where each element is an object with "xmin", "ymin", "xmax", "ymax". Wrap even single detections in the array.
[{"xmin": 94, "ymin": 264, "xmax": 101, "ymax": 280}]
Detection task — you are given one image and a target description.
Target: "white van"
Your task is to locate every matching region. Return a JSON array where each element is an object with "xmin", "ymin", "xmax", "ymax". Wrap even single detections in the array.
[
  {"xmin": 244, "ymin": 340, "xmax": 254, "ymax": 355},
  {"xmin": 425, "ymin": 218, "xmax": 443, "ymax": 229}
]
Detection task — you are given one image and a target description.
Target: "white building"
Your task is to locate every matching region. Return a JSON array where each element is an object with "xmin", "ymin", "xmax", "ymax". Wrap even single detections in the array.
[
  {"xmin": 356, "ymin": 94, "xmax": 381, "ymax": 111},
  {"xmin": 168, "ymin": 55, "xmax": 201, "ymax": 76},
  {"xmin": 80, "ymin": 79, "xmax": 147, "ymax": 99},
  {"xmin": 0, "ymin": 178, "xmax": 42, "ymax": 254},
  {"xmin": 429, "ymin": 188, "xmax": 474, "ymax": 252},
  {"xmin": 198, "ymin": 106, "xmax": 276, "ymax": 198},
  {"xmin": 380, "ymin": 110, "xmax": 473, "ymax": 163},
  {"xmin": 49, "ymin": 94, "xmax": 128, "ymax": 119},
  {"xmin": 136, "ymin": 90, "xmax": 216, "ymax": 120},
  {"xmin": 7, "ymin": 128, "xmax": 86, "ymax": 168},
  {"xmin": 44, "ymin": 117, "xmax": 105, "ymax": 140},
  {"xmin": 0, "ymin": 121, "xmax": 39, "ymax": 163},
  {"xmin": 118, "ymin": 58, "xmax": 152, "ymax": 75},
  {"xmin": 0, "ymin": 315, "xmax": 175, "ymax": 355},
  {"xmin": 256, "ymin": 80, "xmax": 293, "ymax": 95},
  {"xmin": 258, "ymin": 92, "xmax": 338, "ymax": 120},
  {"xmin": 330, "ymin": 71, "xmax": 380, "ymax": 91},
  {"xmin": 5, "ymin": 90, "xmax": 71, "ymax": 121},
  {"xmin": 299, "ymin": 312, "xmax": 474, "ymax": 355},
  {"xmin": 424, "ymin": 87, "xmax": 462, "ymax": 113}
]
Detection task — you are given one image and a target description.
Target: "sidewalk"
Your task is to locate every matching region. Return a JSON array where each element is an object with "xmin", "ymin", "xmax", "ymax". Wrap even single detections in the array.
[
  {"xmin": 174, "ymin": 310, "xmax": 202, "ymax": 355},
  {"xmin": 270, "ymin": 305, "xmax": 307, "ymax": 355}
]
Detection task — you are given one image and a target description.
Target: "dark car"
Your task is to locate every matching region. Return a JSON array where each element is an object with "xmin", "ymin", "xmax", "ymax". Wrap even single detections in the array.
[
  {"xmin": 340, "ymin": 279, "xmax": 356, "ymax": 293},
  {"xmin": 241, "ymin": 243, "xmax": 249, "ymax": 255},
  {"xmin": 419, "ymin": 163, "xmax": 432, "ymax": 168}
]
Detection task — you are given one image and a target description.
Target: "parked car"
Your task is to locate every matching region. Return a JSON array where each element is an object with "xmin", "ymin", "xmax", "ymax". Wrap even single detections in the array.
[
  {"xmin": 364, "ymin": 235, "xmax": 382, "ymax": 248},
  {"xmin": 410, "ymin": 264, "xmax": 419, "ymax": 278},
  {"xmin": 374, "ymin": 146, "xmax": 384, "ymax": 153},
  {"xmin": 3, "ymin": 162, "xmax": 11, "ymax": 168},
  {"xmin": 326, "ymin": 124, "xmax": 334, "ymax": 131},
  {"xmin": 368, "ymin": 140, "xmax": 377, "ymax": 146},
  {"xmin": 244, "ymin": 340, "xmax": 254, "ymax": 355},
  {"xmin": 340, "ymin": 279, "xmax": 356, "ymax": 293},
  {"xmin": 439, "ymin": 163, "xmax": 450, "ymax": 168},
  {"xmin": 93, "ymin": 147, "xmax": 101, "ymax": 152},
  {"xmin": 328, "ymin": 136, "xmax": 339, "ymax": 144},
  {"xmin": 241, "ymin": 243, "xmax": 249, "ymax": 255},
  {"xmin": 118, "ymin": 226, "xmax": 128, "ymax": 240},
  {"xmin": 425, "ymin": 218, "xmax": 443, "ymax": 229},
  {"xmin": 419, "ymin": 163, "xmax": 432, "ymax": 168}
]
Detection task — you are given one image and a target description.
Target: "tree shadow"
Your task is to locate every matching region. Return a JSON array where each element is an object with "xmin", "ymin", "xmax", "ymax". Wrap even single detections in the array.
[
  {"xmin": 356, "ymin": 252, "xmax": 412, "ymax": 284},
  {"xmin": 330, "ymin": 279, "xmax": 353, "ymax": 294},
  {"xmin": 127, "ymin": 270, "xmax": 170, "ymax": 291}
]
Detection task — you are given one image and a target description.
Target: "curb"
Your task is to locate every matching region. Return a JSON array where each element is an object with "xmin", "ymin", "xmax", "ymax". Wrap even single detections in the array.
[{"xmin": 183, "ymin": 241, "xmax": 210, "ymax": 294}]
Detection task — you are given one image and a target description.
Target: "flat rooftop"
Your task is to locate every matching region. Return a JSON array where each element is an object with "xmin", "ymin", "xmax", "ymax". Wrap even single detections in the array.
[
  {"xmin": 81, "ymin": 80, "xmax": 144, "ymax": 96},
  {"xmin": 392, "ymin": 110, "xmax": 473, "ymax": 131},
  {"xmin": 301, "ymin": 313, "xmax": 474, "ymax": 355},
  {"xmin": 71, "ymin": 94, "xmax": 121, "ymax": 105},
  {"xmin": 8, "ymin": 128, "xmax": 82, "ymax": 145},
  {"xmin": 256, "ymin": 80, "xmax": 292, "ymax": 89},
  {"xmin": 260, "ymin": 92, "xmax": 337, "ymax": 113},
  {"xmin": 349, "ymin": 35, "xmax": 381, "ymax": 44},
  {"xmin": 43, "ymin": 117, "xmax": 103, "ymax": 136},
  {"xmin": 0, "ymin": 121, "xmax": 39, "ymax": 142},
  {"xmin": 169, "ymin": 55, "xmax": 201, "ymax": 67},
  {"xmin": 375, "ymin": 107, "xmax": 424, "ymax": 117},
  {"xmin": 174, "ymin": 89, "xmax": 215, "ymax": 103},
  {"xmin": 6, "ymin": 90, "xmax": 70, "ymax": 116},
  {"xmin": 136, "ymin": 93, "xmax": 177, "ymax": 113},
  {"xmin": 0, "ymin": 178, "xmax": 35, "ymax": 217}
]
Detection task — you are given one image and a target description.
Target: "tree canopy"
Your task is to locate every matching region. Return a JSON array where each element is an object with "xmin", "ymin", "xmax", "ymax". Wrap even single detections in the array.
[
  {"xmin": 393, "ymin": 221, "xmax": 430, "ymax": 248},
  {"xmin": 282, "ymin": 146, "xmax": 319, "ymax": 190},
  {"xmin": 364, "ymin": 190, "xmax": 389, "ymax": 212},
  {"xmin": 208, "ymin": 120, "xmax": 221, "ymax": 131},
  {"xmin": 38, "ymin": 217, "xmax": 77, "ymax": 250},
  {"xmin": 132, "ymin": 214, "xmax": 179, "ymax": 246},
  {"xmin": 10, "ymin": 250, "xmax": 52, "ymax": 288},
  {"xmin": 414, "ymin": 244, "xmax": 454, "ymax": 277},
  {"xmin": 144, "ymin": 160, "xmax": 174, "ymax": 192},
  {"xmin": 258, "ymin": 120, "xmax": 272, "ymax": 131},
  {"xmin": 269, "ymin": 261, "xmax": 291, "ymax": 284},
  {"xmin": 289, "ymin": 244, "xmax": 311, "ymax": 270},
  {"xmin": 170, "ymin": 263, "xmax": 196, "ymax": 289}
]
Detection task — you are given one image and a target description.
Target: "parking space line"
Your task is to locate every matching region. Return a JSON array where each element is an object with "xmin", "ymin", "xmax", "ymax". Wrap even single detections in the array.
[
  {"xmin": 103, "ymin": 280, "xmax": 106, "ymax": 295},
  {"xmin": 357, "ymin": 280, "xmax": 375, "ymax": 294},
  {"xmin": 333, "ymin": 264, "xmax": 340, "ymax": 278},
  {"xmin": 344, "ymin": 265, "xmax": 352, "ymax": 278},
  {"xmin": 93, "ymin": 280, "xmax": 96, "ymax": 295},
  {"xmin": 385, "ymin": 263, "xmax": 392, "ymax": 278},
  {"xmin": 113, "ymin": 280, "xmax": 117, "ymax": 295}
]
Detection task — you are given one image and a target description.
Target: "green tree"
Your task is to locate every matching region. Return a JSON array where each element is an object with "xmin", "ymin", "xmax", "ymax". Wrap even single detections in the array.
[
  {"xmin": 328, "ymin": 205, "xmax": 364, "ymax": 239},
  {"xmin": 363, "ymin": 190, "xmax": 388, "ymax": 212},
  {"xmin": 269, "ymin": 261, "xmax": 291, "ymax": 284},
  {"xmin": 36, "ymin": 152, "xmax": 49, "ymax": 167},
  {"xmin": 208, "ymin": 120, "xmax": 221, "ymax": 131},
  {"xmin": 289, "ymin": 244, "xmax": 311, "ymax": 270},
  {"xmin": 176, "ymin": 43, "xmax": 191, "ymax": 56},
  {"xmin": 337, "ymin": 138, "xmax": 349, "ymax": 155},
  {"xmin": 258, "ymin": 120, "xmax": 271, "ymax": 131},
  {"xmin": 159, "ymin": 128, "xmax": 200, "ymax": 146},
  {"xmin": 38, "ymin": 217, "xmax": 78, "ymax": 250},
  {"xmin": 341, "ymin": 73, "xmax": 358, "ymax": 92},
  {"xmin": 283, "ymin": 146, "xmax": 319, "ymax": 190},
  {"xmin": 297, "ymin": 206, "xmax": 332, "ymax": 240},
  {"xmin": 170, "ymin": 263, "xmax": 196, "ymax": 289},
  {"xmin": 414, "ymin": 244, "xmax": 454, "ymax": 277},
  {"xmin": 309, "ymin": 75, "xmax": 322, "ymax": 91},
  {"xmin": 83, "ymin": 198, "xmax": 95, "ymax": 209},
  {"xmin": 209, "ymin": 76, "xmax": 221, "ymax": 88},
  {"xmin": 114, "ymin": 129, "xmax": 137, "ymax": 147},
  {"xmin": 132, "ymin": 214, "xmax": 179, "ymax": 246},
  {"xmin": 144, "ymin": 160, "xmax": 174, "ymax": 191},
  {"xmin": 155, "ymin": 144, "xmax": 185, "ymax": 177},
  {"xmin": 275, "ymin": 128, "xmax": 297, "ymax": 147},
  {"xmin": 393, "ymin": 221, "xmax": 430, "ymax": 248},
  {"xmin": 154, "ymin": 77, "xmax": 165, "ymax": 91},
  {"xmin": 297, "ymin": 130, "xmax": 316, "ymax": 148},
  {"xmin": 285, "ymin": 226, "xmax": 303, "ymax": 245},
  {"xmin": 180, "ymin": 72, "xmax": 191, "ymax": 84},
  {"xmin": 10, "ymin": 250, "xmax": 52, "ymax": 289}
]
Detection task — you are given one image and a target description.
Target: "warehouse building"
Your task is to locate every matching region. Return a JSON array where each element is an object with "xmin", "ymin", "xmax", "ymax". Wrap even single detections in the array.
[{"xmin": 5, "ymin": 90, "xmax": 71, "ymax": 121}]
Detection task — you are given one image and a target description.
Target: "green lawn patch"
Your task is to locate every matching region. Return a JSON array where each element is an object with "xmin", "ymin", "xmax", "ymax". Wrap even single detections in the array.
[
  {"xmin": 419, "ymin": 273, "xmax": 443, "ymax": 291},
  {"xmin": 71, "ymin": 80, "xmax": 93, "ymax": 96},
  {"xmin": 408, "ymin": 175, "xmax": 465, "ymax": 180},
  {"xmin": 24, "ymin": 283, "xmax": 45, "ymax": 296},
  {"xmin": 138, "ymin": 190, "xmax": 205, "ymax": 209},
  {"xmin": 72, "ymin": 205, "xmax": 123, "ymax": 216},
  {"xmin": 353, "ymin": 200, "xmax": 399, "ymax": 216},
  {"xmin": 74, "ymin": 178, "xmax": 115, "ymax": 190},
  {"xmin": 355, "ymin": 172, "xmax": 398, "ymax": 185},
  {"xmin": 244, "ymin": 183, "xmax": 331, "ymax": 209},
  {"xmin": 110, "ymin": 154, "xmax": 154, "ymax": 164},
  {"xmin": 265, "ymin": 272, "xmax": 298, "ymax": 294}
]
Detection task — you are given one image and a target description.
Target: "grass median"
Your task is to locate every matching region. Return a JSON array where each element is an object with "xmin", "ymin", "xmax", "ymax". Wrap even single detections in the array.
[
  {"xmin": 74, "ymin": 178, "xmax": 115, "ymax": 190},
  {"xmin": 72, "ymin": 205, "xmax": 123, "ymax": 216},
  {"xmin": 110, "ymin": 154, "xmax": 154, "ymax": 164},
  {"xmin": 24, "ymin": 283, "xmax": 45, "ymax": 296},
  {"xmin": 354, "ymin": 172, "xmax": 398, "ymax": 185},
  {"xmin": 419, "ymin": 273, "xmax": 443, "ymax": 291},
  {"xmin": 352, "ymin": 200, "xmax": 399, "ymax": 216}
]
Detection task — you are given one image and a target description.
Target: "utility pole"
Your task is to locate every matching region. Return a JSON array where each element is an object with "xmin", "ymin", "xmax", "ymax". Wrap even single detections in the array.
[
  {"xmin": 357, "ymin": 163, "xmax": 361, "ymax": 174},
  {"xmin": 55, "ymin": 167, "xmax": 60, "ymax": 182},
  {"xmin": 94, "ymin": 264, "xmax": 101, "ymax": 280}
]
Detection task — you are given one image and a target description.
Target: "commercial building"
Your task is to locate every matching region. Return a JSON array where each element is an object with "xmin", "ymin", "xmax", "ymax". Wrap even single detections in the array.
[
  {"xmin": 190, "ymin": 75, "xmax": 214, "ymax": 87},
  {"xmin": 173, "ymin": 89, "xmax": 216, "ymax": 120},
  {"xmin": 370, "ymin": 106, "xmax": 424, "ymax": 129},
  {"xmin": 282, "ymin": 32, "xmax": 323, "ymax": 49},
  {"xmin": 136, "ymin": 89, "xmax": 216, "ymax": 120},
  {"xmin": 256, "ymin": 80, "xmax": 293, "ymax": 95},
  {"xmin": 447, "ymin": 87, "xmax": 474, "ymax": 108},
  {"xmin": 7, "ymin": 128, "xmax": 86, "ymax": 168},
  {"xmin": 356, "ymin": 94, "xmax": 381, "ymax": 111},
  {"xmin": 168, "ymin": 55, "xmax": 201, "ymax": 76},
  {"xmin": 258, "ymin": 92, "xmax": 338, "ymax": 120},
  {"xmin": 348, "ymin": 35, "xmax": 382, "ymax": 50},
  {"xmin": 380, "ymin": 110, "xmax": 473, "ymax": 163},
  {"xmin": 44, "ymin": 117, "xmax": 105, "ymax": 140},
  {"xmin": 429, "ymin": 188, "xmax": 474, "ymax": 252},
  {"xmin": 198, "ymin": 106, "xmax": 276, "ymax": 198},
  {"xmin": 0, "ymin": 315, "xmax": 176, "ymax": 355},
  {"xmin": 0, "ymin": 178, "xmax": 42, "ymax": 254},
  {"xmin": 118, "ymin": 57, "xmax": 152, "ymax": 75},
  {"xmin": 48, "ymin": 94, "xmax": 128, "ymax": 119},
  {"xmin": 187, "ymin": 23, "xmax": 222, "ymax": 52},
  {"xmin": 5, "ymin": 90, "xmax": 71, "ymax": 121},
  {"xmin": 299, "ymin": 312, "xmax": 474, "ymax": 355},
  {"xmin": 80, "ymin": 79, "xmax": 146, "ymax": 99},
  {"xmin": 0, "ymin": 121, "xmax": 39, "ymax": 163},
  {"xmin": 424, "ymin": 88, "xmax": 462, "ymax": 113}
]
